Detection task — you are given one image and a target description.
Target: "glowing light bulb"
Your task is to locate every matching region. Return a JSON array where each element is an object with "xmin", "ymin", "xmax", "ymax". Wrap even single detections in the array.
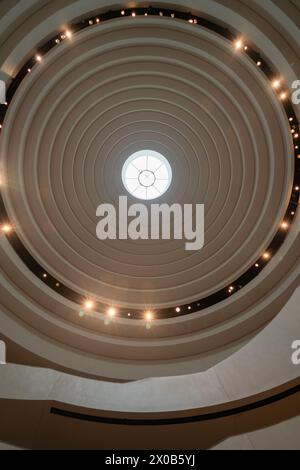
[
  {"xmin": 27, "ymin": 68, "xmax": 31, "ymax": 73},
  {"xmin": 244, "ymin": 45, "xmax": 248, "ymax": 50},
  {"xmin": 132, "ymin": 12, "xmax": 136, "ymax": 17},
  {"xmin": 280, "ymin": 92, "xmax": 287, "ymax": 100},
  {"xmin": 95, "ymin": 18, "xmax": 100, "ymax": 23},
  {"xmin": 234, "ymin": 39, "xmax": 243, "ymax": 50},
  {"xmin": 272, "ymin": 79, "xmax": 280, "ymax": 89},
  {"xmin": 294, "ymin": 134, "xmax": 299, "ymax": 139},
  {"xmin": 188, "ymin": 306, "xmax": 192, "ymax": 310},
  {"xmin": 263, "ymin": 252, "xmax": 270, "ymax": 260},
  {"xmin": 257, "ymin": 61, "xmax": 261, "ymax": 66},
  {"xmin": 281, "ymin": 221, "xmax": 288, "ymax": 229},
  {"xmin": 65, "ymin": 30, "xmax": 72, "ymax": 38},
  {"xmin": 36, "ymin": 55, "xmax": 42, "ymax": 62},
  {"xmin": 107, "ymin": 307, "xmax": 116, "ymax": 318},
  {"xmin": 1, "ymin": 224, "xmax": 12, "ymax": 233},
  {"xmin": 255, "ymin": 263, "xmax": 259, "ymax": 268},
  {"xmin": 84, "ymin": 300, "xmax": 94, "ymax": 310},
  {"xmin": 289, "ymin": 117, "xmax": 293, "ymax": 122},
  {"xmin": 42, "ymin": 273, "xmax": 47, "ymax": 278},
  {"xmin": 175, "ymin": 307, "xmax": 181, "ymax": 313},
  {"xmin": 145, "ymin": 310, "xmax": 153, "ymax": 322},
  {"xmin": 121, "ymin": 10, "xmax": 125, "ymax": 15},
  {"xmin": 295, "ymin": 186, "xmax": 299, "ymax": 191}
]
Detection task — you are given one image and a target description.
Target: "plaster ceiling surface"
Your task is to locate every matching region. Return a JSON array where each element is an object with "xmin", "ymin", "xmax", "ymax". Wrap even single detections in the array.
[{"xmin": 0, "ymin": 0, "xmax": 299, "ymax": 380}]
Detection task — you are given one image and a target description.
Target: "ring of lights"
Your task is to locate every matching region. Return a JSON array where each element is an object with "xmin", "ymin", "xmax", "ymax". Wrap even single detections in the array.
[
  {"xmin": 0, "ymin": 7, "xmax": 298, "ymax": 318},
  {"xmin": 0, "ymin": 4, "xmax": 299, "ymax": 378}
]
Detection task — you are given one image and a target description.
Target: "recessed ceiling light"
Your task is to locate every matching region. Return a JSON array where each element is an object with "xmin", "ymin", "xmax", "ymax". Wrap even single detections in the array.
[
  {"xmin": 234, "ymin": 39, "xmax": 243, "ymax": 50},
  {"xmin": 1, "ymin": 224, "xmax": 12, "ymax": 233},
  {"xmin": 145, "ymin": 311, "xmax": 153, "ymax": 322},
  {"xmin": 272, "ymin": 79, "xmax": 280, "ymax": 89},
  {"xmin": 84, "ymin": 300, "xmax": 94, "ymax": 310},
  {"xmin": 107, "ymin": 307, "xmax": 116, "ymax": 318}
]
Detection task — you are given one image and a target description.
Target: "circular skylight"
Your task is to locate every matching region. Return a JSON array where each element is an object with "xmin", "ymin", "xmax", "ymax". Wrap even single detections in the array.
[{"xmin": 122, "ymin": 150, "xmax": 172, "ymax": 200}]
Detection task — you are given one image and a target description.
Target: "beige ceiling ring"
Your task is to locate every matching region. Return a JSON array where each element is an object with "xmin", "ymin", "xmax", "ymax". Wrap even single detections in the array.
[{"xmin": 0, "ymin": 5, "xmax": 299, "ymax": 380}]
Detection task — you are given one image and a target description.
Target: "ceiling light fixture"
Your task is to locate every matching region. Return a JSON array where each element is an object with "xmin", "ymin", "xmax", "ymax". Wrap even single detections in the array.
[
  {"xmin": 272, "ymin": 79, "xmax": 281, "ymax": 89},
  {"xmin": 84, "ymin": 300, "xmax": 94, "ymax": 311},
  {"xmin": 145, "ymin": 311, "xmax": 153, "ymax": 322},
  {"xmin": 1, "ymin": 224, "xmax": 12, "ymax": 234},
  {"xmin": 107, "ymin": 307, "xmax": 116, "ymax": 318},
  {"xmin": 234, "ymin": 39, "xmax": 243, "ymax": 50}
]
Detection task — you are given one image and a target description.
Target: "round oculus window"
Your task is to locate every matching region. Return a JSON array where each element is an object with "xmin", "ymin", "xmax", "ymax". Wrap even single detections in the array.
[{"xmin": 122, "ymin": 150, "xmax": 172, "ymax": 200}]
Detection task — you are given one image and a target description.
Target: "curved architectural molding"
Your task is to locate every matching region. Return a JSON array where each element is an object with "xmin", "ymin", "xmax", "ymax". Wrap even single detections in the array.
[{"xmin": 0, "ymin": 1, "xmax": 299, "ymax": 381}]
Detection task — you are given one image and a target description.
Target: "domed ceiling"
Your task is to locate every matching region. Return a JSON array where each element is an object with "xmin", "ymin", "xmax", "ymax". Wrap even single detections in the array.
[{"xmin": 0, "ymin": 1, "xmax": 299, "ymax": 380}]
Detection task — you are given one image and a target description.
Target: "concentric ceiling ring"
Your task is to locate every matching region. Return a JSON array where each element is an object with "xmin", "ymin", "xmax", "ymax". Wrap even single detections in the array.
[{"xmin": 0, "ymin": 7, "xmax": 299, "ymax": 326}]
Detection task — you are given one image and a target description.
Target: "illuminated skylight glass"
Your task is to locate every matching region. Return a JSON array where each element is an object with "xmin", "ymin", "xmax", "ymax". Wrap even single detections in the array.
[{"xmin": 122, "ymin": 150, "xmax": 172, "ymax": 200}]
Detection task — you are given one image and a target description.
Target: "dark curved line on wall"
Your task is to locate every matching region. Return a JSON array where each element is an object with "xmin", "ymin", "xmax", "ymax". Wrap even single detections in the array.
[{"xmin": 50, "ymin": 383, "xmax": 300, "ymax": 426}]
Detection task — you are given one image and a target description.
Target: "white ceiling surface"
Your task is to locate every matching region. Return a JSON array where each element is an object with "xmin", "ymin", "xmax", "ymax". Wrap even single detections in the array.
[
  {"xmin": 0, "ymin": 1, "xmax": 299, "ymax": 380},
  {"xmin": 0, "ymin": 286, "xmax": 299, "ymax": 413}
]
